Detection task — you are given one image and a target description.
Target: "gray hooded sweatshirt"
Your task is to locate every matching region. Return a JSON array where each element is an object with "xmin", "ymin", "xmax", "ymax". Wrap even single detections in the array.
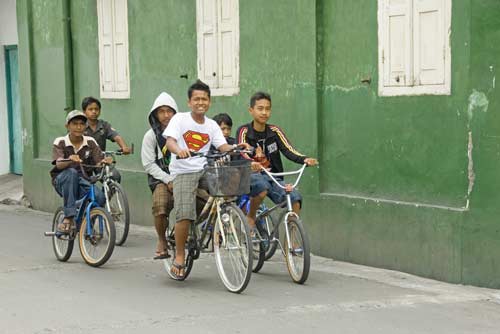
[{"xmin": 141, "ymin": 92, "xmax": 178, "ymax": 184}]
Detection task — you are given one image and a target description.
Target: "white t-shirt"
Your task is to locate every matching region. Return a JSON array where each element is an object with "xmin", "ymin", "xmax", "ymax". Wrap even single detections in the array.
[{"xmin": 163, "ymin": 112, "xmax": 227, "ymax": 174}]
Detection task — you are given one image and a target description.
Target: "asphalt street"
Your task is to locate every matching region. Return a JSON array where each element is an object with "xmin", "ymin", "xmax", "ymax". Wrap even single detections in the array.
[{"xmin": 1, "ymin": 204, "xmax": 500, "ymax": 334}]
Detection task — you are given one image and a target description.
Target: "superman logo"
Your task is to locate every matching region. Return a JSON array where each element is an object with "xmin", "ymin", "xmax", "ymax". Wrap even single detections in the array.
[{"xmin": 183, "ymin": 130, "xmax": 210, "ymax": 152}]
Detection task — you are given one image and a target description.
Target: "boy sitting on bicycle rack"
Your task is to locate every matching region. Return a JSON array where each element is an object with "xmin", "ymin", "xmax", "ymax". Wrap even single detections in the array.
[
  {"xmin": 50, "ymin": 110, "xmax": 111, "ymax": 234},
  {"xmin": 164, "ymin": 80, "xmax": 249, "ymax": 279},
  {"xmin": 82, "ymin": 96, "xmax": 131, "ymax": 183},
  {"xmin": 236, "ymin": 92, "xmax": 318, "ymax": 230}
]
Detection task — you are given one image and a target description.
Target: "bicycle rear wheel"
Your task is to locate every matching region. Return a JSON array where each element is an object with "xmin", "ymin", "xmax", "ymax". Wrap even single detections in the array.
[
  {"xmin": 164, "ymin": 223, "xmax": 194, "ymax": 281},
  {"xmin": 214, "ymin": 203, "xmax": 252, "ymax": 293},
  {"xmin": 252, "ymin": 226, "xmax": 265, "ymax": 273},
  {"xmin": 282, "ymin": 214, "xmax": 310, "ymax": 284},
  {"xmin": 79, "ymin": 207, "xmax": 116, "ymax": 267},
  {"xmin": 51, "ymin": 207, "xmax": 74, "ymax": 262},
  {"xmin": 107, "ymin": 182, "xmax": 130, "ymax": 246},
  {"xmin": 260, "ymin": 214, "xmax": 279, "ymax": 261}
]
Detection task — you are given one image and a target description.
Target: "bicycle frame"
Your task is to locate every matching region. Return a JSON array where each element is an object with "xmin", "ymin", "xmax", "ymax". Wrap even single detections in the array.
[{"xmin": 256, "ymin": 164, "xmax": 308, "ymax": 253}]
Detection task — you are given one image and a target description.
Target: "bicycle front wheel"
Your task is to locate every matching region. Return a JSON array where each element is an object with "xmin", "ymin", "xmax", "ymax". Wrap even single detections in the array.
[
  {"xmin": 107, "ymin": 182, "xmax": 130, "ymax": 246},
  {"xmin": 282, "ymin": 214, "xmax": 310, "ymax": 284},
  {"xmin": 79, "ymin": 207, "xmax": 116, "ymax": 267},
  {"xmin": 214, "ymin": 203, "xmax": 252, "ymax": 293},
  {"xmin": 51, "ymin": 207, "xmax": 74, "ymax": 262}
]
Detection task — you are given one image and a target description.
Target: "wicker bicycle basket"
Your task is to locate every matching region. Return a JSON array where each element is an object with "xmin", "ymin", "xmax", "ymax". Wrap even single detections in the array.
[{"xmin": 205, "ymin": 159, "xmax": 251, "ymax": 197}]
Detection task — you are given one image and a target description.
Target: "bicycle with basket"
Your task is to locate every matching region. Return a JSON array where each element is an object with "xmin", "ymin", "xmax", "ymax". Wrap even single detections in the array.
[{"xmin": 164, "ymin": 148, "xmax": 256, "ymax": 293}]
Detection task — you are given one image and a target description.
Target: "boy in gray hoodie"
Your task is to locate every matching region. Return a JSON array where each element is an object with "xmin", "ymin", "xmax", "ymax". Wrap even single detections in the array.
[{"xmin": 141, "ymin": 92, "xmax": 178, "ymax": 259}]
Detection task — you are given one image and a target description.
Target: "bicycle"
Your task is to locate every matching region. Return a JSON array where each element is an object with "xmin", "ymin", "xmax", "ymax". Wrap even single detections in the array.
[
  {"xmin": 44, "ymin": 162, "xmax": 116, "ymax": 267},
  {"xmin": 163, "ymin": 149, "xmax": 254, "ymax": 293},
  {"xmin": 250, "ymin": 164, "xmax": 311, "ymax": 283},
  {"xmin": 102, "ymin": 145, "xmax": 133, "ymax": 246},
  {"xmin": 238, "ymin": 194, "xmax": 279, "ymax": 262}
]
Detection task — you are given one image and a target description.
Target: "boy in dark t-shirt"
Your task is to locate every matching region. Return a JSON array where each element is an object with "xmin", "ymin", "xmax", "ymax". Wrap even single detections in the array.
[{"xmin": 236, "ymin": 92, "xmax": 318, "ymax": 230}]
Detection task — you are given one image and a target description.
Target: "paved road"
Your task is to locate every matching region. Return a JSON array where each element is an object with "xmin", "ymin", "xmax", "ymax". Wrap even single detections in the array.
[{"xmin": 1, "ymin": 204, "xmax": 500, "ymax": 334}]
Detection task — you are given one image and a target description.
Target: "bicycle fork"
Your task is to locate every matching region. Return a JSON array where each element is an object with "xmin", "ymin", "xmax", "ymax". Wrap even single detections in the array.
[{"xmin": 282, "ymin": 193, "xmax": 298, "ymax": 255}]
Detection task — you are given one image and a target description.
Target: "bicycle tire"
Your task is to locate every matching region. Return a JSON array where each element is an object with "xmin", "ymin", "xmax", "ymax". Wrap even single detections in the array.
[
  {"xmin": 281, "ymin": 214, "xmax": 310, "ymax": 284},
  {"xmin": 107, "ymin": 182, "xmax": 130, "ymax": 246},
  {"xmin": 214, "ymin": 203, "xmax": 252, "ymax": 293},
  {"xmin": 78, "ymin": 207, "xmax": 116, "ymax": 267},
  {"xmin": 252, "ymin": 226, "xmax": 265, "ymax": 273},
  {"xmin": 261, "ymin": 214, "xmax": 279, "ymax": 261},
  {"xmin": 164, "ymin": 223, "xmax": 194, "ymax": 281},
  {"xmin": 51, "ymin": 207, "xmax": 74, "ymax": 262}
]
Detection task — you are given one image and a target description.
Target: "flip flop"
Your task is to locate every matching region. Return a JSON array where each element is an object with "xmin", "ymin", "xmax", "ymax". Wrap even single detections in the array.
[
  {"xmin": 56, "ymin": 221, "xmax": 72, "ymax": 234},
  {"xmin": 153, "ymin": 250, "xmax": 171, "ymax": 260},
  {"xmin": 170, "ymin": 261, "xmax": 186, "ymax": 280}
]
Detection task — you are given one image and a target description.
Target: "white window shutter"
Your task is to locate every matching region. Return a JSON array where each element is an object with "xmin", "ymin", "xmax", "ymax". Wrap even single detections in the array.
[
  {"xmin": 382, "ymin": 0, "xmax": 412, "ymax": 87},
  {"xmin": 197, "ymin": 0, "xmax": 218, "ymax": 88},
  {"xmin": 112, "ymin": 0, "xmax": 129, "ymax": 93},
  {"xmin": 218, "ymin": 0, "xmax": 239, "ymax": 89},
  {"xmin": 413, "ymin": 0, "xmax": 445, "ymax": 85},
  {"xmin": 97, "ymin": 0, "xmax": 114, "ymax": 93}
]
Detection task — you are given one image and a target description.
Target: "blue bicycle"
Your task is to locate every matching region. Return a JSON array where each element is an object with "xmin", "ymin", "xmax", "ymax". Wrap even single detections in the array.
[
  {"xmin": 238, "ymin": 194, "xmax": 278, "ymax": 272},
  {"xmin": 45, "ymin": 162, "xmax": 116, "ymax": 267}
]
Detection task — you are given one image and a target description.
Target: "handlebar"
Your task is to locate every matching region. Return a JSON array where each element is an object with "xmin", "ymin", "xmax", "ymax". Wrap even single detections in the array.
[
  {"xmin": 103, "ymin": 143, "xmax": 134, "ymax": 157},
  {"xmin": 181, "ymin": 147, "xmax": 254, "ymax": 160},
  {"xmin": 260, "ymin": 164, "xmax": 308, "ymax": 191},
  {"xmin": 56, "ymin": 159, "xmax": 107, "ymax": 183}
]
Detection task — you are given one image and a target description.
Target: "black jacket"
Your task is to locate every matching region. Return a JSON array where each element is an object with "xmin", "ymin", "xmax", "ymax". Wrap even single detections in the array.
[{"xmin": 236, "ymin": 122, "xmax": 306, "ymax": 175}]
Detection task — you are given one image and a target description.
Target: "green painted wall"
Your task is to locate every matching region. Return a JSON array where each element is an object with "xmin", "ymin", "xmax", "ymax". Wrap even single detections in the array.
[{"xmin": 16, "ymin": 0, "xmax": 500, "ymax": 287}]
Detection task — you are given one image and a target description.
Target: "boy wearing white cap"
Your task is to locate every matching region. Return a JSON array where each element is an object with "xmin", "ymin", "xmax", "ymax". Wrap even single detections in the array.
[{"xmin": 50, "ymin": 110, "xmax": 109, "ymax": 233}]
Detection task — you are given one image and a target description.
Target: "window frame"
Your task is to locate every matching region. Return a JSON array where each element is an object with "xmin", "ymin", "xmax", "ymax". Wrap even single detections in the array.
[
  {"xmin": 377, "ymin": 0, "xmax": 452, "ymax": 97},
  {"xmin": 96, "ymin": 0, "xmax": 131, "ymax": 99},
  {"xmin": 196, "ymin": 0, "xmax": 240, "ymax": 96}
]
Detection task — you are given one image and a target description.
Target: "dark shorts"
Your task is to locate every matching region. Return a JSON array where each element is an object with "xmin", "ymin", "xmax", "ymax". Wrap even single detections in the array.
[{"xmin": 249, "ymin": 173, "xmax": 302, "ymax": 206}]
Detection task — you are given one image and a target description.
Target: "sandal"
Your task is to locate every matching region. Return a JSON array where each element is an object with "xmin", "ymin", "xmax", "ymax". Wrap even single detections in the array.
[
  {"xmin": 153, "ymin": 250, "xmax": 170, "ymax": 260},
  {"xmin": 56, "ymin": 219, "xmax": 73, "ymax": 234},
  {"xmin": 170, "ymin": 261, "xmax": 186, "ymax": 280}
]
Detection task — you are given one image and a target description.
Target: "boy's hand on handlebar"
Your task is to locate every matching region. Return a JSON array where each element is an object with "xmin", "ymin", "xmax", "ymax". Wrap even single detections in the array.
[
  {"xmin": 250, "ymin": 162, "xmax": 264, "ymax": 172},
  {"xmin": 304, "ymin": 158, "xmax": 318, "ymax": 166},
  {"xmin": 100, "ymin": 156, "xmax": 113, "ymax": 165},
  {"xmin": 69, "ymin": 155, "xmax": 82, "ymax": 163},
  {"xmin": 236, "ymin": 143, "xmax": 253, "ymax": 151},
  {"xmin": 176, "ymin": 149, "xmax": 191, "ymax": 159},
  {"xmin": 121, "ymin": 146, "xmax": 132, "ymax": 155}
]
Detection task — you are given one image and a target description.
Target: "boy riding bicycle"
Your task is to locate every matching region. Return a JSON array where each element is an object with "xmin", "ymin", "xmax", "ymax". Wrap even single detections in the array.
[
  {"xmin": 50, "ymin": 110, "xmax": 111, "ymax": 233},
  {"xmin": 163, "ymin": 80, "xmax": 249, "ymax": 279},
  {"xmin": 236, "ymin": 92, "xmax": 318, "ymax": 230}
]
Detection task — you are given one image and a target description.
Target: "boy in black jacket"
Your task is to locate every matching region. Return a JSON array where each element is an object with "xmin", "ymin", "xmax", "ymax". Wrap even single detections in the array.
[{"xmin": 236, "ymin": 92, "xmax": 318, "ymax": 228}]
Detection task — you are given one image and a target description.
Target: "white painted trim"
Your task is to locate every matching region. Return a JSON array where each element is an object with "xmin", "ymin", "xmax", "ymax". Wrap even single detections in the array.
[
  {"xmin": 378, "ymin": 0, "xmax": 452, "ymax": 97},
  {"xmin": 211, "ymin": 87, "xmax": 240, "ymax": 96},
  {"xmin": 100, "ymin": 90, "xmax": 130, "ymax": 99},
  {"xmin": 320, "ymin": 192, "xmax": 468, "ymax": 212}
]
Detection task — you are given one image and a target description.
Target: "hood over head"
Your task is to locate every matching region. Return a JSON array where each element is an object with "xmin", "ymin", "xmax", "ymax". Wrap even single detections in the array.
[{"xmin": 148, "ymin": 92, "xmax": 178, "ymax": 128}]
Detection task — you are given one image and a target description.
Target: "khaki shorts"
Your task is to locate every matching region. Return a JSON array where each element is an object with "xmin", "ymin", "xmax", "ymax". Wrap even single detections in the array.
[
  {"xmin": 173, "ymin": 171, "xmax": 209, "ymax": 222},
  {"xmin": 152, "ymin": 183, "xmax": 174, "ymax": 217}
]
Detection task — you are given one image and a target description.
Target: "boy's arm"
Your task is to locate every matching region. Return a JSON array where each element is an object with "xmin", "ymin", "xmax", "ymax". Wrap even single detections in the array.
[
  {"xmin": 52, "ymin": 140, "xmax": 80, "ymax": 169},
  {"xmin": 272, "ymin": 125, "xmax": 307, "ymax": 164},
  {"xmin": 141, "ymin": 132, "xmax": 173, "ymax": 184},
  {"xmin": 105, "ymin": 121, "xmax": 131, "ymax": 154},
  {"xmin": 112, "ymin": 135, "xmax": 131, "ymax": 154},
  {"xmin": 236, "ymin": 125, "xmax": 254, "ymax": 161}
]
